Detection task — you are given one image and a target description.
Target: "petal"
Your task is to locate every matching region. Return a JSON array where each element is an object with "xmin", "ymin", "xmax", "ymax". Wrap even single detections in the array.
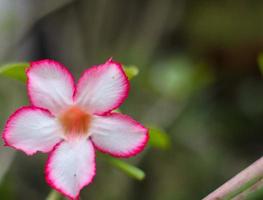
[
  {"xmin": 45, "ymin": 139, "xmax": 96, "ymax": 200},
  {"xmin": 74, "ymin": 59, "xmax": 129, "ymax": 115},
  {"xmin": 27, "ymin": 59, "xmax": 75, "ymax": 115},
  {"xmin": 2, "ymin": 106, "xmax": 62, "ymax": 155},
  {"xmin": 90, "ymin": 113, "xmax": 149, "ymax": 158}
]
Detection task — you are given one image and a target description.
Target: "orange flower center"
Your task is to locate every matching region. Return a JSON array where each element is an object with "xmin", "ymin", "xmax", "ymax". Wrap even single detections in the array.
[{"xmin": 59, "ymin": 106, "xmax": 91, "ymax": 136}]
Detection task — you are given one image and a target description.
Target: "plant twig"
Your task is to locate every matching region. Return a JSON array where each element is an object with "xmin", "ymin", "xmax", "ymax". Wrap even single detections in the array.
[{"xmin": 203, "ymin": 156, "xmax": 263, "ymax": 200}]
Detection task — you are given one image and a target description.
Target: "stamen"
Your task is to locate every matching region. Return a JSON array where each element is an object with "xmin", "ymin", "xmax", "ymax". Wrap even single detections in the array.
[{"xmin": 59, "ymin": 106, "xmax": 91, "ymax": 136}]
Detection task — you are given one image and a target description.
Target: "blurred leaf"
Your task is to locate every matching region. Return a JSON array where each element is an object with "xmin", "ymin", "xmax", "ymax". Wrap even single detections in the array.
[
  {"xmin": 114, "ymin": 108, "xmax": 121, "ymax": 113},
  {"xmin": 258, "ymin": 53, "xmax": 263, "ymax": 76},
  {"xmin": 149, "ymin": 127, "xmax": 171, "ymax": 150},
  {"xmin": 107, "ymin": 157, "xmax": 145, "ymax": 181},
  {"xmin": 124, "ymin": 65, "xmax": 139, "ymax": 80},
  {"xmin": 46, "ymin": 190, "xmax": 62, "ymax": 200},
  {"xmin": 0, "ymin": 63, "xmax": 139, "ymax": 82},
  {"xmin": 150, "ymin": 57, "xmax": 214, "ymax": 99},
  {"xmin": 0, "ymin": 175, "xmax": 14, "ymax": 200},
  {"xmin": 0, "ymin": 62, "xmax": 29, "ymax": 82},
  {"xmin": 0, "ymin": 150, "xmax": 15, "ymax": 184}
]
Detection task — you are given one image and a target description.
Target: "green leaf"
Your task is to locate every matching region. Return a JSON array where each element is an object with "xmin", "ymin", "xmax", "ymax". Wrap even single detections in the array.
[
  {"xmin": 258, "ymin": 53, "xmax": 263, "ymax": 76},
  {"xmin": 150, "ymin": 57, "xmax": 214, "ymax": 100},
  {"xmin": 46, "ymin": 190, "xmax": 62, "ymax": 200},
  {"xmin": 149, "ymin": 127, "xmax": 171, "ymax": 150},
  {"xmin": 107, "ymin": 157, "xmax": 145, "ymax": 181},
  {"xmin": 0, "ymin": 62, "xmax": 139, "ymax": 82},
  {"xmin": 0, "ymin": 62, "xmax": 29, "ymax": 82},
  {"xmin": 124, "ymin": 65, "xmax": 139, "ymax": 80}
]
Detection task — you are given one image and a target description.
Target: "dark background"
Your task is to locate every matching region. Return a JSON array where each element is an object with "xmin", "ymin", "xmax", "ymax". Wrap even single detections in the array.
[{"xmin": 0, "ymin": 0, "xmax": 263, "ymax": 199}]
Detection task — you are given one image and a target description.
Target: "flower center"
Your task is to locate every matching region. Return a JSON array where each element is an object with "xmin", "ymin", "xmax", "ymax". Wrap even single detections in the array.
[{"xmin": 59, "ymin": 106, "xmax": 91, "ymax": 136}]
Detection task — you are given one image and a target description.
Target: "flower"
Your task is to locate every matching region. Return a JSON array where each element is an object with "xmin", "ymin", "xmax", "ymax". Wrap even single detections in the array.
[{"xmin": 2, "ymin": 59, "xmax": 149, "ymax": 200}]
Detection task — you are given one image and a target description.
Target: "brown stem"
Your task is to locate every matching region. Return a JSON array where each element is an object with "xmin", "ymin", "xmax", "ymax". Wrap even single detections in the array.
[{"xmin": 203, "ymin": 156, "xmax": 263, "ymax": 200}]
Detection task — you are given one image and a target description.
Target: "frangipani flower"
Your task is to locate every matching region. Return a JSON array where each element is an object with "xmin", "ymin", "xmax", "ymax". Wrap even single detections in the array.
[{"xmin": 2, "ymin": 59, "xmax": 149, "ymax": 199}]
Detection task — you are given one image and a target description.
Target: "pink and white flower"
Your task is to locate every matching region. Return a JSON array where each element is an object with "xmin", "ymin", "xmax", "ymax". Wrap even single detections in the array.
[{"xmin": 2, "ymin": 59, "xmax": 149, "ymax": 200}]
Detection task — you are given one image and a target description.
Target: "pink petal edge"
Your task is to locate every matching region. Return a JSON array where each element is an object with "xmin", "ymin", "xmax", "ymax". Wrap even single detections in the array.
[
  {"xmin": 44, "ymin": 141, "xmax": 96, "ymax": 200},
  {"xmin": 26, "ymin": 59, "xmax": 76, "ymax": 106},
  {"xmin": 74, "ymin": 58, "xmax": 130, "ymax": 115},
  {"xmin": 91, "ymin": 113, "xmax": 149, "ymax": 158},
  {"xmin": 2, "ymin": 106, "xmax": 55, "ymax": 156}
]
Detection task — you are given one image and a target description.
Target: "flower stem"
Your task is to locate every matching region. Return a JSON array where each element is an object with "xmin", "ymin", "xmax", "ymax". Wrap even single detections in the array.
[
  {"xmin": 203, "ymin": 156, "xmax": 263, "ymax": 200},
  {"xmin": 46, "ymin": 190, "xmax": 61, "ymax": 200}
]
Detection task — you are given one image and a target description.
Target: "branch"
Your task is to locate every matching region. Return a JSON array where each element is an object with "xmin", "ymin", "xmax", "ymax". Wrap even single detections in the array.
[{"xmin": 203, "ymin": 156, "xmax": 263, "ymax": 200}]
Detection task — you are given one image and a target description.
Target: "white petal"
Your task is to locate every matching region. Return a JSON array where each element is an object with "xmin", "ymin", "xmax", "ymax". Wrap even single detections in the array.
[
  {"xmin": 3, "ymin": 107, "xmax": 62, "ymax": 155},
  {"xmin": 74, "ymin": 59, "xmax": 129, "ymax": 115},
  {"xmin": 27, "ymin": 59, "xmax": 75, "ymax": 115},
  {"xmin": 45, "ymin": 139, "xmax": 96, "ymax": 200},
  {"xmin": 90, "ymin": 113, "xmax": 149, "ymax": 158}
]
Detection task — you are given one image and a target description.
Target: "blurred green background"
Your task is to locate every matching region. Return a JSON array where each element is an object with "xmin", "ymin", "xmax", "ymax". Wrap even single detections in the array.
[{"xmin": 0, "ymin": 0, "xmax": 263, "ymax": 199}]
